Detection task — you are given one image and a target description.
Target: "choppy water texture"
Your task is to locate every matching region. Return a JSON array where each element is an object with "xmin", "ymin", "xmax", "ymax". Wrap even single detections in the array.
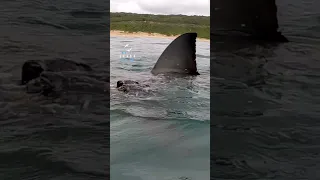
[
  {"xmin": 212, "ymin": 0, "xmax": 320, "ymax": 179},
  {"xmin": 0, "ymin": 1, "xmax": 109, "ymax": 179},
  {"xmin": 110, "ymin": 36, "xmax": 210, "ymax": 180}
]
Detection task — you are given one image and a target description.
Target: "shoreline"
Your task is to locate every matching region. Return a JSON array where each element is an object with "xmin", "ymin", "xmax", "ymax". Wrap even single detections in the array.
[{"xmin": 110, "ymin": 30, "xmax": 210, "ymax": 42}]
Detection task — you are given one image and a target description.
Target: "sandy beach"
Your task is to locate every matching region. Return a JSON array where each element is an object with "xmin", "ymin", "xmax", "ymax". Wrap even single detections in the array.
[{"xmin": 110, "ymin": 30, "xmax": 210, "ymax": 42}]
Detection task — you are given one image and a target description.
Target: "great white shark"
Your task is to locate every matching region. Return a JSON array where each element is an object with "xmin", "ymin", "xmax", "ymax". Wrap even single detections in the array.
[
  {"xmin": 117, "ymin": 32, "xmax": 200, "ymax": 92},
  {"xmin": 21, "ymin": 32, "xmax": 200, "ymax": 95}
]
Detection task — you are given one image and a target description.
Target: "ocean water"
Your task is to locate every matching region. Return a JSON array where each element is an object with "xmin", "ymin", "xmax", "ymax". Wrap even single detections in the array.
[
  {"xmin": 1, "ymin": 0, "xmax": 319, "ymax": 179},
  {"xmin": 212, "ymin": 0, "xmax": 320, "ymax": 179},
  {"xmin": 0, "ymin": 1, "xmax": 109, "ymax": 179},
  {"xmin": 110, "ymin": 36, "xmax": 210, "ymax": 180}
]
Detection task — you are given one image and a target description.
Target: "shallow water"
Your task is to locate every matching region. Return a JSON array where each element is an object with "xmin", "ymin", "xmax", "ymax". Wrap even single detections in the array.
[
  {"xmin": 211, "ymin": 0, "xmax": 320, "ymax": 179},
  {"xmin": 110, "ymin": 36, "xmax": 210, "ymax": 180}
]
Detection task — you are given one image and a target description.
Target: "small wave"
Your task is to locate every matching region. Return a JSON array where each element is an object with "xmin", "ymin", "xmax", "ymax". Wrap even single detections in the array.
[
  {"xmin": 18, "ymin": 16, "xmax": 69, "ymax": 30},
  {"xmin": 70, "ymin": 10, "xmax": 108, "ymax": 18}
]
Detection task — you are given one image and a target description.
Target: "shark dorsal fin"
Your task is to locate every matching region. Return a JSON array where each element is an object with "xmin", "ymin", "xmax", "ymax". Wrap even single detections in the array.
[{"xmin": 151, "ymin": 32, "xmax": 199, "ymax": 75}]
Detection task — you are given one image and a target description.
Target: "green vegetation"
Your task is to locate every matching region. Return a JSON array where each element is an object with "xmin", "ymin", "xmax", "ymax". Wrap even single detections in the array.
[{"xmin": 110, "ymin": 12, "xmax": 210, "ymax": 39}]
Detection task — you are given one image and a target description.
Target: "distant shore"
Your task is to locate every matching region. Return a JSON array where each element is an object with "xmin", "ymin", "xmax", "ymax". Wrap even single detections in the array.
[
  {"xmin": 110, "ymin": 30, "xmax": 210, "ymax": 42},
  {"xmin": 110, "ymin": 12, "xmax": 210, "ymax": 40}
]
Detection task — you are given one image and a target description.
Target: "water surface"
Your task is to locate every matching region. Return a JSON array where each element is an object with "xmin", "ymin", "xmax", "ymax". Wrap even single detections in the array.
[
  {"xmin": 211, "ymin": 0, "xmax": 320, "ymax": 179},
  {"xmin": 110, "ymin": 36, "xmax": 210, "ymax": 180},
  {"xmin": 0, "ymin": 1, "xmax": 109, "ymax": 179}
]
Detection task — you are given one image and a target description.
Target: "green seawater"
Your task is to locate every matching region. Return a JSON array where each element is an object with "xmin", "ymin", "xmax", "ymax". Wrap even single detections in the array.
[{"xmin": 110, "ymin": 36, "xmax": 210, "ymax": 180}]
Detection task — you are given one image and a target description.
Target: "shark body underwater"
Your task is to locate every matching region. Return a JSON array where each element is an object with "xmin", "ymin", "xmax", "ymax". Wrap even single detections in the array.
[{"xmin": 20, "ymin": 33, "xmax": 199, "ymax": 96}]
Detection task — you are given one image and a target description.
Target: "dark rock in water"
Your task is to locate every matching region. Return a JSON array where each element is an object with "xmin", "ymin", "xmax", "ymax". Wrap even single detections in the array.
[
  {"xmin": 116, "ymin": 80, "xmax": 149, "ymax": 93},
  {"xmin": 116, "ymin": 80, "xmax": 138, "ymax": 88},
  {"xmin": 21, "ymin": 60, "xmax": 45, "ymax": 85},
  {"xmin": 26, "ymin": 72, "xmax": 67, "ymax": 96},
  {"xmin": 26, "ymin": 74, "xmax": 54, "ymax": 95},
  {"xmin": 211, "ymin": 0, "xmax": 288, "ymax": 42},
  {"xmin": 21, "ymin": 58, "xmax": 106, "ymax": 97},
  {"xmin": 21, "ymin": 58, "xmax": 92, "ymax": 85},
  {"xmin": 26, "ymin": 71, "xmax": 108, "ymax": 97}
]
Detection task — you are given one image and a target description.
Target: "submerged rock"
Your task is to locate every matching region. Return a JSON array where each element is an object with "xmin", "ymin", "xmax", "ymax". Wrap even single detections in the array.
[{"xmin": 21, "ymin": 58, "xmax": 92, "ymax": 85}]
